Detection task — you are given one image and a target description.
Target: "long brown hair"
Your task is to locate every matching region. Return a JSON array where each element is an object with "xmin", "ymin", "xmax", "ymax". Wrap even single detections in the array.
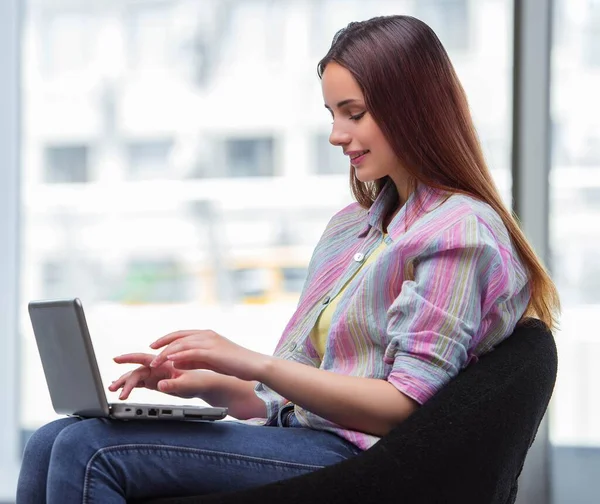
[{"xmin": 318, "ymin": 15, "xmax": 560, "ymax": 331}]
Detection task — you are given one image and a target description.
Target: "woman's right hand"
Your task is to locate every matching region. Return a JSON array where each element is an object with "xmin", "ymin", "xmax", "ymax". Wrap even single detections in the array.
[{"xmin": 109, "ymin": 353, "xmax": 203, "ymax": 400}]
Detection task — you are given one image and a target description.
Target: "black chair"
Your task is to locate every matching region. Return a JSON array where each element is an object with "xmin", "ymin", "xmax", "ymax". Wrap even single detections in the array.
[{"xmin": 141, "ymin": 318, "xmax": 557, "ymax": 504}]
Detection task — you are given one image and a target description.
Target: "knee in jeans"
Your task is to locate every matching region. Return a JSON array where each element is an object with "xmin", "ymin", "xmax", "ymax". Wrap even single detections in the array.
[
  {"xmin": 24, "ymin": 417, "xmax": 77, "ymax": 457},
  {"xmin": 51, "ymin": 419, "xmax": 104, "ymax": 459}
]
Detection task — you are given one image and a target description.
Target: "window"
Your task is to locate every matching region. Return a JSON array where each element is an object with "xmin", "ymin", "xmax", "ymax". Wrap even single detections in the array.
[
  {"xmin": 550, "ymin": 0, "xmax": 600, "ymax": 500},
  {"xmin": 315, "ymin": 133, "xmax": 348, "ymax": 174},
  {"xmin": 193, "ymin": 138, "xmax": 276, "ymax": 179},
  {"xmin": 232, "ymin": 268, "xmax": 270, "ymax": 302},
  {"xmin": 224, "ymin": 138, "xmax": 275, "ymax": 178},
  {"xmin": 44, "ymin": 145, "xmax": 90, "ymax": 183},
  {"xmin": 126, "ymin": 139, "xmax": 173, "ymax": 180},
  {"xmin": 281, "ymin": 267, "xmax": 308, "ymax": 294},
  {"xmin": 18, "ymin": 2, "xmax": 514, "ymax": 499}
]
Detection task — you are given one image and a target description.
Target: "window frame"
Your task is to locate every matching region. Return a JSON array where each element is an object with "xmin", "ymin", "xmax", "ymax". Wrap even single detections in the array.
[
  {"xmin": 512, "ymin": 0, "xmax": 554, "ymax": 502},
  {"xmin": 0, "ymin": 0, "xmax": 22, "ymax": 500}
]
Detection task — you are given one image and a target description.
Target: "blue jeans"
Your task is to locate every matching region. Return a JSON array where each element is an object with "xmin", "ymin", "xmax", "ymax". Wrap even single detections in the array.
[{"xmin": 16, "ymin": 409, "xmax": 362, "ymax": 504}]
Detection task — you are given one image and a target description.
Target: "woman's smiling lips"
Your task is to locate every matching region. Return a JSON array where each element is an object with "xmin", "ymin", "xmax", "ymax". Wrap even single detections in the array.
[{"xmin": 346, "ymin": 150, "xmax": 370, "ymax": 166}]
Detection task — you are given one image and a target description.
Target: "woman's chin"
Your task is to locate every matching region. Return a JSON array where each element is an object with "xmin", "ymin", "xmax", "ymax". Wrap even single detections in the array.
[{"xmin": 354, "ymin": 169, "xmax": 379, "ymax": 183}]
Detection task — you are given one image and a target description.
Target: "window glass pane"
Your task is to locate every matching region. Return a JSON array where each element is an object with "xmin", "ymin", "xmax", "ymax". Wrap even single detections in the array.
[
  {"xmin": 126, "ymin": 139, "xmax": 174, "ymax": 180},
  {"xmin": 19, "ymin": 0, "xmax": 513, "ymax": 457},
  {"xmin": 44, "ymin": 144, "xmax": 90, "ymax": 183},
  {"xmin": 550, "ymin": 0, "xmax": 600, "ymax": 501},
  {"xmin": 224, "ymin": 137, "xmax": 275, "ymax": 177},
  {"xmin": 232, "ymin": 268, "xmax": 271, "ymax": 303},
  {"xmin": 281, "ymin": 267, "xmax": 308, "ymax": 294}
]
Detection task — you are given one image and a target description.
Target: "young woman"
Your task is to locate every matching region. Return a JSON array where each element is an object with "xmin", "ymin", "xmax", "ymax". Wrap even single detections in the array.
[{"xmin": 17, "ymin": 15, "xmax": 560, "ymax": 504}]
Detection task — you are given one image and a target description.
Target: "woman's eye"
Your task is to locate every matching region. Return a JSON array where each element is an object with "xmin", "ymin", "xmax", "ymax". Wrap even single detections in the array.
[{"xmin": 349, "ymin": 111, "xmax": 366, "ymax": 121}]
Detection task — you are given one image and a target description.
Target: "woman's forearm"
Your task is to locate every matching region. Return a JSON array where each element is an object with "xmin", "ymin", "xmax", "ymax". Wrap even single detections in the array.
[
  {"xmin": 257, "ymin": 358, "xmax": 419, "ymax": 437},
  {"xmin": 195, "ymin": 372, "xmax": 267, "ymax": 420}
]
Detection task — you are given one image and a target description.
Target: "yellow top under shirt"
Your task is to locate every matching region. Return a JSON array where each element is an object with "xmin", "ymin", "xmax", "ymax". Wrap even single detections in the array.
[{"xmin": 310, "ymin": 235, "xmax": 390, "ymax": 360}]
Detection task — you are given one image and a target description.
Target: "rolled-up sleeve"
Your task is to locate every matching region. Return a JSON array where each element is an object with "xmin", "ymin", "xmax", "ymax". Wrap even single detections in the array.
[
  {"xmin": 384, "ymin": 215, "xmax": 510, "ymax": 405},
  {"xmin": 244, "ymin": 383, "xmax": 287, "ymax": 426}
]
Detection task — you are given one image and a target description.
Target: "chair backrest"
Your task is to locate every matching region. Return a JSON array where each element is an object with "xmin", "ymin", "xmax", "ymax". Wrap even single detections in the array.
[
  {"xmin": 369, "ymin": 317, "xmax": 558, "ymax": 503},
  {"xmin": 142, "ymin": 319, "xmax": 558, "ymax": 504}
]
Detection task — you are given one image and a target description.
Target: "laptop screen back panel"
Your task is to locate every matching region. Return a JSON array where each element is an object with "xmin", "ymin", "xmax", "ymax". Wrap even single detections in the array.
[{"xmin": 28, "ymin": 298, "xmax": 110, "ymax": 417}]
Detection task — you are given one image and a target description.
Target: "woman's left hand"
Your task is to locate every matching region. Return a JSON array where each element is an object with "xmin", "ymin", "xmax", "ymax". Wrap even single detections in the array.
[{"xmin": 149, "ymin": 330, "xmax": 271, "ymax": 382}]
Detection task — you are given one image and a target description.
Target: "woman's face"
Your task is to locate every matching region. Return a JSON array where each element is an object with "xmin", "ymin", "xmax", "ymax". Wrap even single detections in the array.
[{"xmin": 321, "ymin": 62, "xmax": 403, "ymax": 183}]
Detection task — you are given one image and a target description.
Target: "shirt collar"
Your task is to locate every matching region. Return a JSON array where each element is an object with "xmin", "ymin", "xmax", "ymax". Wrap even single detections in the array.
[{"xmin": 357, "ymin": 179, "xmax": 448, "ymax": 239}]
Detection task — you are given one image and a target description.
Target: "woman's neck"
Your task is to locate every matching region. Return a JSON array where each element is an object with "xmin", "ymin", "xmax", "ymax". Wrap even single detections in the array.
[
  {"xmin": 382, "ymin": 205, "xmax": 401, "ymax": 234},
  {"xmin": 389, "ymin": 172, "xmax": 411, "ymax": 205}
]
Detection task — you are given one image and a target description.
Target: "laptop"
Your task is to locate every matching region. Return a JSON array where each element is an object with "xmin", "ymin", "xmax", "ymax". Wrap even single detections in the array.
[{"xmin": 28, "ymin": 298, "xmax": 228, "ymax": 422}]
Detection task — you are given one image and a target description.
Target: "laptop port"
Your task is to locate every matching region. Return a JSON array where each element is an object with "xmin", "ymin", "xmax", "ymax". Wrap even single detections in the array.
[
  {"xmin": 136, "ymin": 409, "xmax": 143, "ymax": 416},
  {"xmin": 148, "ymin": 408, "xmax": 158, "ymax": 417},
  {"xmin": 161, "ymin": 409, "xmax": 172, "ymax": 415}
]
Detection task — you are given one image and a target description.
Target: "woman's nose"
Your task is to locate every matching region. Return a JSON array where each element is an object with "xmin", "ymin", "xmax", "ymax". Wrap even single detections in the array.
[{"xmin": 329, "ymin": 124, "xmax": 351, "ymax": 147}]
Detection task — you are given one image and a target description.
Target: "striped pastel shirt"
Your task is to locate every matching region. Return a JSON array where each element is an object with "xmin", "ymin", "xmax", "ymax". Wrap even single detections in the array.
[{"xmin": 244, "ymin": 180, "xmax": 531, "ymax": 451}]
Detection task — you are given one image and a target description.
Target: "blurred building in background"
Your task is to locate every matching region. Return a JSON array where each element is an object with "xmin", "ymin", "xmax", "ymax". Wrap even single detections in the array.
[
  {"xmin": 18, "ymin": 0, "xmax": 600, "ymax": 472},
  {"xmin": 22, "ymin": 0, "xmax": 518, "ymax": 310}
]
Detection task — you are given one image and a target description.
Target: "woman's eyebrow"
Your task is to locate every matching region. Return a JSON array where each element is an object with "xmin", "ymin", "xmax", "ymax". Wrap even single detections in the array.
[{"xmin": 324, "ymin": 98, "xmax": 362, "ymax": 111}]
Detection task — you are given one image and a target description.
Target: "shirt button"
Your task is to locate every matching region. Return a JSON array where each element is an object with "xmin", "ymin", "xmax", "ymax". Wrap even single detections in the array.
[
  {"xmin": 322, "ymin": 296, "xmax": 331, "ymax": 305},
  {"xmin": 353, "ymin": 253, "xmax": 365, "ymax": 262},
  {"xmin": 289, "ymin": 342, "xmax": 297, "ymax": 351}
]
